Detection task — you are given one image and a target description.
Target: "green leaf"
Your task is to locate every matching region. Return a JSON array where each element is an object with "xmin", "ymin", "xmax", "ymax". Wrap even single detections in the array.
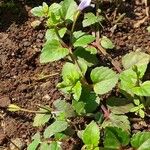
[
  {"xmin": 31, "ymin": 6, "xmax": 45, "ymax": 17},
  {"xmin": 40, "ymin": 40, "xmax": 69, "ymax": 63},
  {"xmin": 27, "ymin": 133, "xmax": 41, "ymax": 150},
  {"xmin": 44, "ymin": 121, "xmax": 68, "ymax": 138},
  {"xmin": 57, "ymin": 62, "xmax": 81, "ymax": 94},
  {"xmin": 132, "ymin": 81, "xmax": 150, "ymax": 96},
  {"xmin": 8, "ymin": 104, "xmax": 21, "ymax": 112},
  {"xmin": 119, "ymin": 68, "xmax": 138, "ymax": 96},
  {"xmin": 53, "ymin": 99, "xmax": 75, "ymax": 118},
  {"xmin": 73, "ymin": 33, "xmax": 95, "ymax": 48},
  {"xmin": 72, "ymin": 100, "xmax": 85, "ymax": 114},
  {"xmin": 77, "ymin": 58, "xmax": 88, "ymax": 75},
  {"xmin": 42, "ymin": 2, "xmax": 49, "ymax": 13},
  {"xmin": 100, "ymin": 36, "xmax": 115, "ymax": 49},
  {"xmin": 122, "ymin": 52, "xmax": 150, "ymax": 75},
  {"xmin": 74, "ymin": 47, "xmax": 98, "ymax": 67},
  {"xmin": 33, "ymin": 108, "xmax": 51, "ymax": 127},
  {"xmin": 102, "ymin": 114, "xmax": 130, "ymax": 131},
  {"xmin": 91, "ymin": 67, "xmax": 118, "ymax": 95},
  {"xmin": 45, "ymin": 28, "xmax": 67, "ymax": 41},
  {"xmin": 61, "ymin": 0, "xmax": 78, "ymax": 21},
  {"xmin": 82, "ymin": 121, "xmax": 100, "ymax": 146},
  {"xmin": 72, "ymin": 86, "xmax": 100, "ymax": 114},
  {"xmin": 107, "ymin": 97, "xmax": 134, "ymax": 114},
  {"xmin": 49, "ymin": 142, "xmax": 62, "ymax": 150},
  {"xmin": 54, "ymin": 133, "xmax": 67, "ymax": 140},
  {"xmin": 85, "ymin": 45, "xmax": 97, "ymax": 54},
  {"xmin": 61, "ymin": 62, "xmax": 81, "ymax": 83},
  {"xmin": 72, "ymin": 81, "xmax": 82, "ymax": 100},
  {"xmin": 139, "ymin": 109, "xmax": 145, "ymax": 118},
  {"xmin": 104, "ymin": 127, "xmax": 130, "ymax": 149},
  {"xmin": 82, "ymin": 13, "xmax": 98, "ymax": 27},
  {"xmin": 40, "ymin": 142, "xmax": 51, "ymax": 150},
  {"xmin": 131, "ymin": 132, "xmax": 150, "ymax": 149},
  {"xmin": 48, "ymin": 3, "xmax": 62, "ymax": 15}
]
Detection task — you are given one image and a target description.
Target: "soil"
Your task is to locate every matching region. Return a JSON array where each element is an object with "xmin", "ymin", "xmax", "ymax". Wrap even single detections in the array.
[{"xmin": 0, "ymin": 0, "xmax": 150, "ymax": 149}]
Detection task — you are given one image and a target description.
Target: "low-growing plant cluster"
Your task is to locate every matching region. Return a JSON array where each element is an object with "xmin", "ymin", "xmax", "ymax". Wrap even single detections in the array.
[{"xmin": 8, "ymin": 0, "xmax": 150, "ymax": 149}]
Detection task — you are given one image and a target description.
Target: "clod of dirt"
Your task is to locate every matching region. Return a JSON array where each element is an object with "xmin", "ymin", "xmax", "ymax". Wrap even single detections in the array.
[
  {"xmin": 37, "ymin": 33, "xmax": 44, "ymax": 40},
  {"xmin": 18, "ymin": 84, "xmax": 28, "ymax": 92},
  {"xmin": 0, "ymin": 129, "xmax": 6, "ymax": 145},
  {"xmin": 9, "ymin": 138, "xmax": 26, "ymax": 150},
  {"xmin": 0, "ymin": 96, "xmax": 11, "ymax": 108},
  {"xmin": 42, "ymin": 94, "xmax": 51, "ymax": 101}
]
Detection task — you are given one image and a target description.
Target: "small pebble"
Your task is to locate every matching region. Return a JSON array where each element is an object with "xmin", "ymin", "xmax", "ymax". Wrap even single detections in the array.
[
  {"xmin": 9, "ymin": 138, "xmax": 26, "ymax": 150},
  {"xmin": 37, "ymin": 33, "xmax": 44, "ymax": 39},
  {"xmin": 0, "ymin": 96, "xmax": 11, "ymax": 108},
  {"xmin": 23, "ymin": 41, "xmax": 31, "ymax": 47}
]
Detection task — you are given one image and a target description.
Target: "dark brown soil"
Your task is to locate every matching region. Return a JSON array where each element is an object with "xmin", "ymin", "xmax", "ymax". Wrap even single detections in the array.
[{"xmin": 0, "ymin": 0, "xmax": 150, "ymax": 149}]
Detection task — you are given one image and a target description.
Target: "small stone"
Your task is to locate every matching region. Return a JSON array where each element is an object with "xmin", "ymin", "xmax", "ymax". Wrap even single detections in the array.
[
  {"xmin": 133, "ymin": 123, "xmax": 141, "ymax": 130},
  {"xmin": 37, "ymin": 33, "xmax": 44, "ymax": 39},
  {"xmin": 23, "ymin": 41, "xmax": 31, "ymax": 47},
  {"xmin": 42, "ymin": 94, "xmax": 51, "ymax": 100},
  {"xmin": 10, "ymin": 138, "xmax": 26, "ymax": 150},
  {"xmin": 18, "ymin": 84, "xmax": 28, "ymax": 92},
  {"xmin": 40, "ymin": 81, "xmax": 51, "ymax": 90},
  {"xmin": 0, "ymin": 96, "xmax": 11, "ymax": 108},
  {"xmin": 31, "ymin": 20, "xmax": 41, "ymax": 29}
]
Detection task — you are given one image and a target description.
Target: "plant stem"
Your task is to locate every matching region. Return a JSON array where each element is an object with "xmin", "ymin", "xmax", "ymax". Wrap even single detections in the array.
[
  {"xmin": 54, "ymin": 19, "xmax": 92, "ymax": 88},
  {"xmin": 94, "ymin": 1, "xmax": 122, "ymax": 73},
  {"xmin": 101, "ymin": 104, "xmax": 110, "ymax": 119}
]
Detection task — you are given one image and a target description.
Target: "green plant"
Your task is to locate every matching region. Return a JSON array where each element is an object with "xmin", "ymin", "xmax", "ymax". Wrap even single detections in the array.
[{"xmin": 7, "ymin": 0, "xmax": 150, "ymax": 149}]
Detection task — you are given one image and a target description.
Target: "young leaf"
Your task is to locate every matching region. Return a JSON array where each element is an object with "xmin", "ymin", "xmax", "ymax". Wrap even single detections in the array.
[
  {"xmin": 48, "ymin": 3, "xmax": 62, "ymax": 16},
  {"xmin": 42, "ymin": 2, "xmax": 49, "ymax": 13},
  {"xmin": 131, "ymin": 132, "xmax": 150, "ymax": 149},
  {"xmin": 44, "ymin": 121, "xmax": 68, "ymax": 138},
  {"xmin": 49, "ymin": 142, "xmax": 62, "ymax": 150},
  {"xmin": 72, "ymin": 81, "xmax": 82, "ymax": 100},
  {"xmin": 119, "ymin": 68, "xmax": 138, "ymax": 96},
  {"xmin": 45, "ymin": 28, "xmax": 67, "ymax": 42},
  {"xmin": 61, "ymin": 0, "xmax": 78, "ymax": 21},
  {"xmin": 102, "ymin": 113, "xmax": 130, "ymax": 131},
  {"xmin": 74, "ymin": 47, "xmax": 99, "ymax": 67},
  {"xmin": 53, "ymin": 99, "xmax": 75, "ymax": 118},
  {"xmin": 40, "ymin": 40, "xmax": 69, "ymax": 63},
  {"xmin": 8, "ymin": 104, "xmax": 21, "ymax": 112},
  {"xmin": 31, "ymin": 6, "xmax": 45, "ymax": 17},
  {"xmin": 104, "ymin": 127, "xmax": 130, "ymax": 149},
  {"xmin": 100, "ymin": 36, "xmax": 115, "ymax": 49},
  {"xmin": 61, "ymin": 62, "xmax": 81, "ymax": 83},
  {"xmin": 73, "ymin": 34, "xmax": 95, "ymax": 48},
  {"xmin": 90, "ymin": 67, "xmax": 118, "ymax": 95},
  {"xmin": 57, "ymin": 62, "xmax": 81, "ymax": 94},
  {"xmin": 82, "ymin": 13, "xmax": 99, "ymax": 27},
  {"xmin": 40, "ymin": 142, "xmax": 51, "ymax": 150},
  {"xmin": 85, "ymin": 45, "xmax": 97, "ymax": 54},
  {"xmin": 82, "ymin": 121, "xmax": 100, "ymax": 146},
  {"xmin": 132, "ymin": 81, "xmax": 150, "ymax": 96},
  {"xmin": 72, "ymin": 86, "xmax": 100, "ymax": 114},
  {"xmin": 27, "ymin": 133, "xmax": 41, "ymax": 150},
  {"xmin": 122, "ymin": 52, "xmax": 150, "ymax": 70},
  {"xmin": 33, "ymin": 108, "xmax": 51, "ymax": 127}
]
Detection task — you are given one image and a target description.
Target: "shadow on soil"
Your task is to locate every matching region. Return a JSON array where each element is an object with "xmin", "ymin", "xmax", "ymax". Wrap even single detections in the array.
[{"xmin": 0, "ymin": 0, "xmax": 60, "ymax": 31}]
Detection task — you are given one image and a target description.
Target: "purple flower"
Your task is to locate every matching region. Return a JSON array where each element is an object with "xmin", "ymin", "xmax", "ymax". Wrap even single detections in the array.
[{"xmin": 78, "ymin": 0, "xmax": 91, "ymax": 11}]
